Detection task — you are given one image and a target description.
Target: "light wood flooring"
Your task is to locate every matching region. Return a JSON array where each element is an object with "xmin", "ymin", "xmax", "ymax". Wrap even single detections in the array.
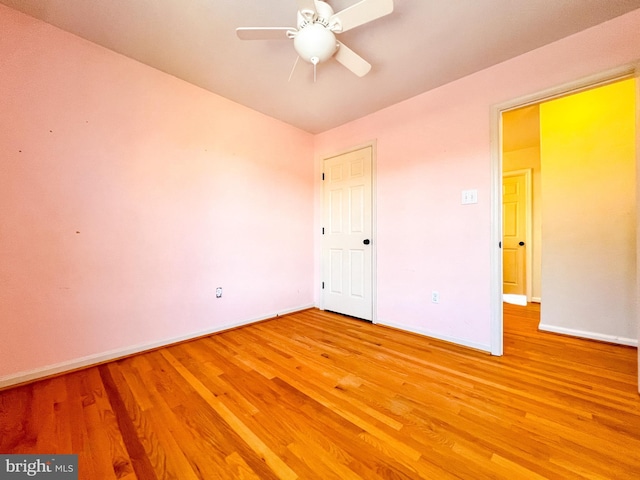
[{"xmin": 1, "ymin": 304, "xmax": 639, "ymax": 479}]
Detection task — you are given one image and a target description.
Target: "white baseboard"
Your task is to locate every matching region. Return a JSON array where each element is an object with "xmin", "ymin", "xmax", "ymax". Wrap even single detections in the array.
[
  {"xmin": 538, "ymin": 323, "xmax": 638, "ymax": 347},
  {"xmin": 531, "ymin": 297, "xmax": 542, "ymax": 303},
  {"xmin": 376, "ymin": 319, "xmax": 491, "ymax": 353},
  {"xmin": 0, "ymin": 304, "xmax": 314, "ymax": 390}
]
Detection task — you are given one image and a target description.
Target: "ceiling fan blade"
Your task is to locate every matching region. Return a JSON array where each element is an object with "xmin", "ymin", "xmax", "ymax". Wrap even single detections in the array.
[
  {"xmin": 330, "ymin": 0, "xmax": 394, "ymax": 33},
  {"xmin": 236, "ymin": 27, "xmax": 295, "ymax": 40},
  {"xmin": 335, "ymin": 41, "xmax": 371, "ymax": 77}
]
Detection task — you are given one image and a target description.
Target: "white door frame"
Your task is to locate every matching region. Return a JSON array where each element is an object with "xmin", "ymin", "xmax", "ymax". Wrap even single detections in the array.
[
  {"xmin": 502, "ymin": 169, "xmax": 533, "ymax": 301},
  {"xmin": 489, "ymin": 65, "xmax": 638, "ymax": 357},
  {"xmin": 320, "ymin": 141, "xmax": 377, "ymax": 323},
  {"xmin": 636, "ymin": 68, "xmax": 640, "ymax": 395}
]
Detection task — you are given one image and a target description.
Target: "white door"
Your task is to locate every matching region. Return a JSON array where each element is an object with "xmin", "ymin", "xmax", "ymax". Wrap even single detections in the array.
[
  {"xmin": 502, "ymin": 173, "xmax": 528, "ymax": 296},
  {"xmin": 322, "ymin": 146, "xmax": 373, "ymax": 320}
]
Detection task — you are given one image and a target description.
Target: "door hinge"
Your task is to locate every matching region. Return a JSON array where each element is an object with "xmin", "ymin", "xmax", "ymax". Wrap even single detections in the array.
[
  {"xmin": 322, "ymin": 172, "xmax": 325, "ymax": 180},
  {"xmin": 322, "ymin": 282, "xmax": 325, "ymax": 289},
  {"xmin": 322, "ymin": 227, "xmax": 324, "ymax": 235},
  {"xmin": 499, "ymin": 241, "xmax": 502, "ymax": 248}
]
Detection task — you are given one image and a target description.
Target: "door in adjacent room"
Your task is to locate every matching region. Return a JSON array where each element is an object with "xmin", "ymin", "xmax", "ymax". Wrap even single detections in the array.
[
  {"xmin": 322, "ymin": 146, "xmax": 373, "ymax": 321},
  {"xmin": 502, "ymin": 171, "xmax": 529, "ymax": 297}
]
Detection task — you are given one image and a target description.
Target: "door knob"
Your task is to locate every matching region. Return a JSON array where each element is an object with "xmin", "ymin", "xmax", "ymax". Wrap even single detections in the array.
[
  {"xmin": 519, "ymin": 241, "xmax": 525, "ymax": 246},
  {"xmin": 363, "ymin": 239, "xmax": 371, "ymax": 245}
]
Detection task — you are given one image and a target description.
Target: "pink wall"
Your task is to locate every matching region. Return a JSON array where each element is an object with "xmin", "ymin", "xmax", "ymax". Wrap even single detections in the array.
[
  {"xmin": 0, "ymin": 5, "xmax": 314, "ymax": 383},
  {"xmin": 314, "ymin": 9, "xmax": 640, "ymax": 350}
]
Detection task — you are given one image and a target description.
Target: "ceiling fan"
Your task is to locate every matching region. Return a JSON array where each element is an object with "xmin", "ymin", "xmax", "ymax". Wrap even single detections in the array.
[{"xmin": 236, "ymin": 0, "xmax": 394, "ymax": 80}]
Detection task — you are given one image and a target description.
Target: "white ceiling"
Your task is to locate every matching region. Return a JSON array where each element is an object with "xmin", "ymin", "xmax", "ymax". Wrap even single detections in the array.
[{"xmin": 3, "ymin": 0, "xmax": 640, "ymax": 133}]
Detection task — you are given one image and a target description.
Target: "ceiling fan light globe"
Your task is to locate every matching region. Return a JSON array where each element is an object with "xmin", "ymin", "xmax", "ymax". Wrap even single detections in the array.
[{"xmin": 293, "ymin": 23, "xmax": 337, "ymax": 64}]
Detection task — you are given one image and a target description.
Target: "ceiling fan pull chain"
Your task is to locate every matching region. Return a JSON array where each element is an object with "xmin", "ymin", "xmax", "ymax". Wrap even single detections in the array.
[
  {"xmin": 311, "ymin": 56, "xmax": 319, "ymax": 82},
  {"xmin": 288, "ymin": 56, "xmax": 300, "ymax": 82}
]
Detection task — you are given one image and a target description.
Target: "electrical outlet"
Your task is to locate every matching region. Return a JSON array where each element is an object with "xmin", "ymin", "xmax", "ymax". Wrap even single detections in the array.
[
  {"xmin": 216, "ymin": 287, "xmax": 223, "ymax": 298},
  {"xmin": 431, "ymin": 291, "xmax": 440, "ymax": 304}
]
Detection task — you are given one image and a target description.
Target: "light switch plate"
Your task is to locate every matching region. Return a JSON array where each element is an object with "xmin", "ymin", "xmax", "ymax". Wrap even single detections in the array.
[{"xmin": 461, "ymin": 189, "xmax": 478, "ymax": 204}]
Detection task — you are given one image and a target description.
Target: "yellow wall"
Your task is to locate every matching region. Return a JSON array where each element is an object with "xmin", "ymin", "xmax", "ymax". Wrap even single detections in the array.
[{"xmin": 539, "ymin": 79, "xmax": 637, "ymax": 342}]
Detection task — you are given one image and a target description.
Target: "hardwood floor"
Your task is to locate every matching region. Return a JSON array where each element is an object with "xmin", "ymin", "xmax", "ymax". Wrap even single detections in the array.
[{"xmin": 1, "ymin": 305, "xmax": 639, "ymax": 479}]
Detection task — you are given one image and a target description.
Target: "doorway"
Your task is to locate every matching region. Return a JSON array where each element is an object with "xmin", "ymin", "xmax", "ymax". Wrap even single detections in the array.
[{"xmin": 491, "ymin": 70, "xmax": 638, "ymax": 357}]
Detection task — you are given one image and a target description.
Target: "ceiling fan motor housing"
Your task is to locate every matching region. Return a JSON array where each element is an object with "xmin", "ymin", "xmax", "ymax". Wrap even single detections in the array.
[{"xmin": 297, "ymin": 0, "xmax": 334, "ymax": 27}]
